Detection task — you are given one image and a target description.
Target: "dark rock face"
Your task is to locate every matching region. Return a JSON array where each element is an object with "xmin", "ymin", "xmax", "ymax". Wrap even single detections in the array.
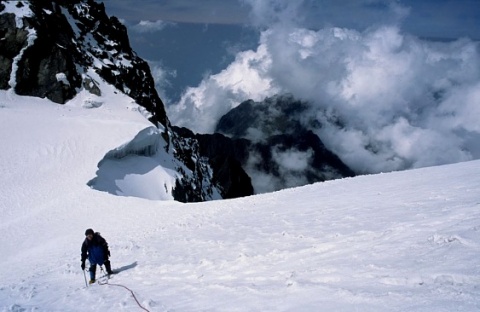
[
  {"xmin": 216, "ymin": 94, "xmax": 355, "ymax": 192},
  {"xmin": 0, "ymin": 12, "xmax": 29, "ymax": 89},
  {"xmin": 0, "ymin": 0, "xmax": 167, "ymax": 126},
  {"xmin": 217, "ymin": 94, "xmax": 316, "ymax": 138},
  {"xmin": 14, "ymin": 6, "xmax": 82, "ymax": 104},
  {"xmin": 172, "ymin": 126, "xmax": 254, "ymax": 200},
  {"xmin": 194, "ymin": 133, "xmax": 253, "ymax": 199}
]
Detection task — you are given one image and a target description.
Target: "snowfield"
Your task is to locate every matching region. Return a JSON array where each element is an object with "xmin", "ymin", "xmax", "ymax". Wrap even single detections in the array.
[{"xmin": 1, "ymin": 89, "xmax": 479, "ymax": 311}]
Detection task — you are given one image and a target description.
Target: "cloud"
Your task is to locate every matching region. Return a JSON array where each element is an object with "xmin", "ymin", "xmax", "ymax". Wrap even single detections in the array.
[
  {"xmin": 243, "ymin": 148, "xmax": 313, "ymax": 193},
  {"xmin": 240, "ymin": 0, "xmax": 410, "ymax": 30},
  {"xmin": 240, "ymin": 0, "xmax": 305, "ymax": 28},
  {"xmin": 146, "ymin": 60, "xmax": 177, "ymax": 104},
  {"xmin": 243, "ymin": 151, "xmax": 277, "ymax": 193},
  {"xmin": 131, "ymin": 20, "xmax": 170, "ymax": 33},
  {"xmin": 272, "ymin": 149, "xmax": 313, "ymax": 189},
  {"xmin": 273, "ymin": 147, "xmax": 313, "ymax": 172},
  {"xmin": 168, "ymin": 1, "xmax": 480, "ymax": 175},
  {"xmin": 103, "ymin": 0, "xmax": 479, "ymax": 38},
  {"xmin": 102, "ymin": 0, "xmax": 249, "ymax": 25},
  {"xmin": 168, "ymin": 44, "xmax": 279, "ymax": 132}
]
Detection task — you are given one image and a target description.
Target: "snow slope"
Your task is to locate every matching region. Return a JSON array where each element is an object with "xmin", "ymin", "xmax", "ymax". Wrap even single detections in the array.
[{"xmin": 1, "ymin": 90, "xmax": 480, "ymax": 311}]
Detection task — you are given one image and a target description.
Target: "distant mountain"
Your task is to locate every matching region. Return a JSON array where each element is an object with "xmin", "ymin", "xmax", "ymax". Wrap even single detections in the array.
[{"xmin": 216, "ymin": 94, "xmax": 355, "ymax": 193}]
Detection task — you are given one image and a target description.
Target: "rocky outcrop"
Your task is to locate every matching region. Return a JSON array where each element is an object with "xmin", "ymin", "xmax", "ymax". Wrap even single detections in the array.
[
  {"xmin": 172, "ymin": 126, "xmax": 254, "ymax": 200},
  {"xmin": 0, "ymin": 12, "xmax": 29, "ymax": 89},
  {"xmin": 0, "ymin": 0, "xmax": 167, "ymax": 126},
  {"xmin": 14, "ymin": 2, "xmax": 82, "ymax": 105}
]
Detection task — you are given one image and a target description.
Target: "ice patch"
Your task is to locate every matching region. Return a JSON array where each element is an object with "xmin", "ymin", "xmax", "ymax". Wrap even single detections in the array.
[{"xmin": 88, "ymin": 126, "xmax": 179, "ymax": 200}]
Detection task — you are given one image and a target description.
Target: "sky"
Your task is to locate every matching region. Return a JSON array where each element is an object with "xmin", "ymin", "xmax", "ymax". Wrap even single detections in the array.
[
  {"xmin": 100, "ymin": 0, "xmax": 480, "ymax": 102},
  {"xmin": 1, "ymin": 89, "xmax": 480, "ymax": 310},
  {"xmin": 101, "ymin": 0, "xmax": 480, "ymax": 39},
  {"xmin": 97, "ymin": 0, "xmax": 480, "ymax": 176}
]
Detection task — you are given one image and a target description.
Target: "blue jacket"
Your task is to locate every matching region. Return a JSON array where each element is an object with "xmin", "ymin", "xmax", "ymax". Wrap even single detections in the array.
[{"xmin": 81, "ymin": 233, "xmax": 110, "ymax": 265}]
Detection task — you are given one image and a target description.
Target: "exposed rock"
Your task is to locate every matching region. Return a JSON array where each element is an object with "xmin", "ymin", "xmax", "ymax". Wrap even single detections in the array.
[
  {"xmin": 216, "ymin": 94, "xmax": 355, "ymax": 193},
  {"xmin": 82, "ymin": 76, "xmax": 101, "ymax": 96},
  {"xmin": 172, "ymin": 126, "xmax": 254, "ymax": 199},
  {"xmin": 0, "ymin": 0, "xmax": 168, "ymax": 126},
  {"xmin": 0, "ymin": 13, "xmax": 29, "ymax": 89},
  {"xmin": 217, "ymin": 94, "xmax": 314, "ymax": 138}
]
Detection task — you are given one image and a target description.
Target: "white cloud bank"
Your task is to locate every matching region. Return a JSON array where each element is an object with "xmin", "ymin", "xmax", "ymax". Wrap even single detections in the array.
[
  {"xmin": 131, "ymin": 20, "xmax": 170, "ymax": 33},
  {"xmin": 167, "ymin": 0, "xmax": 480, "ymax": 174}
]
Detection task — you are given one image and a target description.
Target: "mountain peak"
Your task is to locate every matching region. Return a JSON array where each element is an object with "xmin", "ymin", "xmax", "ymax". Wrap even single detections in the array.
[{"xmin": 0, "ymin": 0, "xmax": 168, "ymax": 126}]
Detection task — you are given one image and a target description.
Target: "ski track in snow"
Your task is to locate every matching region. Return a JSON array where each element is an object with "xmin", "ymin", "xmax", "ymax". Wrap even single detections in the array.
[{"xmin": 1, "ymin": 90, "xmax": 480, "ymax": 311}]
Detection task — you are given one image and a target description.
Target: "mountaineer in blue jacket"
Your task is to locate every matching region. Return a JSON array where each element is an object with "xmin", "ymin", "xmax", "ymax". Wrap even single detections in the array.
[{"xmin": 81, "ymin": 228, "xmax": 114, "ymax": 283}]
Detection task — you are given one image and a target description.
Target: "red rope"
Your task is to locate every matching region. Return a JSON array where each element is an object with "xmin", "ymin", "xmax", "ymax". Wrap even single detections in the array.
[{"xmin": 98, "ymin": 278, "xmax": 150, "ymax": 312}]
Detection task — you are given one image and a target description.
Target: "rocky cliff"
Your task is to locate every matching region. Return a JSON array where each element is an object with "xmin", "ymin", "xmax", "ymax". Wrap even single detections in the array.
[{"xmin": 0, "ymin": 0, "xmax": 167, "ymax": 125}]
